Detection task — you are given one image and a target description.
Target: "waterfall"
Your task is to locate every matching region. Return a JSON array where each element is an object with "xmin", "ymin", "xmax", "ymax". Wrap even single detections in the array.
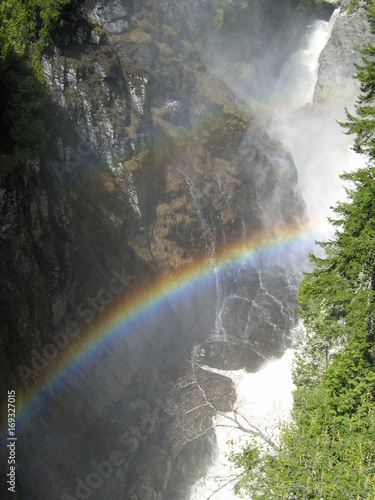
[
  {"xmin": 190, "ymin": 347, "xmax": 296, "ymax": 500},
  {"xmin": 272, "ymin": 8, "xmax": 340, "ymax": 112},
  {"xmin": 189, "ymin": 8, "xmax": 350, "ymax": 499},
  {"xmin": 270, "ymin": 7, "xmax": 365, "ymax": 242},
  {"xmin": 173, "ymin": 162, "xmax": 216, "ymax": 260}
]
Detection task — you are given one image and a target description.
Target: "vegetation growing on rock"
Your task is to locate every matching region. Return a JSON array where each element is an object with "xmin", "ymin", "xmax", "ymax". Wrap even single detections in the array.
[{"xmin": 0, "ymin": 0, "xmax": 76, "ymax": 177}]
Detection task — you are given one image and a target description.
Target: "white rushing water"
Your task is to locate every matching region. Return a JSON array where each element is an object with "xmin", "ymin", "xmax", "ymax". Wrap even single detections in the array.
[
  {"xmin": 190, "ymin": 349, "xmax": 295, "ymax": 500},
  {"xmin": 190, "ymin": 8, "xmax": 360, "ymax": 499},
  {"xmin": 273, "ymin": 9, "xmax": 340, "ymax": 113},
  {"xmin": 270, "ymin": 7, "xmax": 365, "ymax": 241}
]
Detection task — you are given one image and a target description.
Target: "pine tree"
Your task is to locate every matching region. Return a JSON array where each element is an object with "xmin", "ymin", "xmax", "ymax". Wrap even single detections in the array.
[{"xmin": 341, "ymin": 0, "xmax": 375, "ymax": 157}]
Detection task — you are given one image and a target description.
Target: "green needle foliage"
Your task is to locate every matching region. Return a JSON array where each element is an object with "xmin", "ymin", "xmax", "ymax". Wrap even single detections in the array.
[
  {"xmin": 0, "ymin": 0, "xmax": 75, "ymax": 177},
  {"xmin": 230, "ymin": 1, "xmax": 375, "ymax": 498}
]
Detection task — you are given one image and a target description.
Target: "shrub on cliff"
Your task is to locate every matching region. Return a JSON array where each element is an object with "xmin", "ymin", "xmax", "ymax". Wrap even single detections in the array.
[
  {"xmin": 210, "ymin": 0, "xmax": 329, "ymax": 33},
  {"xmin": 0, "ymin": 0, "xmax": 76, "ymax": 177}
]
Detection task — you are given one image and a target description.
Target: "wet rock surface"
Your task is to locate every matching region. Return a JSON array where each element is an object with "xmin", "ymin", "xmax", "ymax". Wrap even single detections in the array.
[{"xmin": 315, "ymin": 2, "xmax": 375, "ymax": 105}]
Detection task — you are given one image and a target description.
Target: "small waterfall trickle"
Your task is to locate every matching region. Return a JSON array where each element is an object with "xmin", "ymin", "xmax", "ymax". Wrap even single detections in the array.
[
  {"xmin": 176, "ymin": 164, "xmax": 216, "ymax": 260},
  {"xmin": 213, "ymin": 267, "xmax": 227, "ymax": 342},
  {"xmin": 170, "ymin": 157, "xmax": 230, "ymax": 343}
]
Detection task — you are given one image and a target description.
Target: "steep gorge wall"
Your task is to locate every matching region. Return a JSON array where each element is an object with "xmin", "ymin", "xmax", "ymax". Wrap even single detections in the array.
[
  {"xmin": 0, "ymin": 0, "xmax": 307, "ymax": 404},
  {"xmin": 0, "ymin": 1, "xmax": 317, "ymax": 498}
]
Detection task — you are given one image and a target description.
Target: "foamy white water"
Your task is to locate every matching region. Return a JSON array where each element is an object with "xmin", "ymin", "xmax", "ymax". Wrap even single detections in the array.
[
  {"xmin": 273, "ymin": 8, "xmax": 340, "ymax": 112},
  {"xmin": 190, "ymin": 350, "xmax": 295, "ymax": 500}
]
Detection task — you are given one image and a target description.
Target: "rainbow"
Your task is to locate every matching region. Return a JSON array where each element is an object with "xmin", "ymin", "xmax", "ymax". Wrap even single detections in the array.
[{"xmin": 1, "ymin": 220, "xmax": 314, "ymax": 435}]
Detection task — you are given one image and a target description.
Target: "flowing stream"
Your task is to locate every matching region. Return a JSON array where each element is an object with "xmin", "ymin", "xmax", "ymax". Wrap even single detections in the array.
[{"xmin": 189, "ymin": 8, "xmax": 356, "ymax": 499}]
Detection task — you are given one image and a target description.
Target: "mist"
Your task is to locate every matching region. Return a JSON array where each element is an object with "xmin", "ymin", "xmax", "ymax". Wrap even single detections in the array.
[
  {"xmin": 203, "ymin": 1, "xmax": 332, "ymax": 101},
  {"xmin": 271, "ymin": 105, "xmax": 365, "ymax": 242},
  {"xmin": 207, "ymin": 5, "xmax": 364, "ymax": 249}
]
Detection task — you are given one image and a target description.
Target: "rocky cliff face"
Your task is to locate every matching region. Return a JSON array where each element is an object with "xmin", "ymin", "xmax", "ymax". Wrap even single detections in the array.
[
  {"xmin": 0, "ymin": 1, "xmax": 312, "ymax": 499},
  {"xmin": 315, "ymin": 1, "xmax": 375, "ymax": 105}
]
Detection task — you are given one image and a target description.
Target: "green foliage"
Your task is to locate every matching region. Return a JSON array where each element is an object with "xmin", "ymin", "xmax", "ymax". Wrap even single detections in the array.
[
  {"xmin": 230, "ymin": 1, "xmax": 375, "ymax": 497},
  {"xmin": 210, "ymin": 0, "xmax": 324, "ymax": 33},
  {"xmin": 231, "ymin": 404, "xmax": 375, "ymax": 498},
  {"xmin": 0, "ymin": 0, "xmax": 75, "ymax": 177},
  {"xmin": 340, "ymin": 0, "xmax": 375, "ymax": 157},
  {"xmin": 214, "ymin": 7, "xmax": 225, "ymax": 30},
  {"xmin": 36, "ymin": 0, "xmax": 74, "ymax": 51},
  {"xmin": 347, "ymin": 0, "xmax": 360, "ymax": 15}
]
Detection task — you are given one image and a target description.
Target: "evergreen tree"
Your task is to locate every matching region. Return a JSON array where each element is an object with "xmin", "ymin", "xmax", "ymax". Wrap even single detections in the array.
[{"xmin": 341, "ymin": 0, "xmax": 375, "ymax": 157}]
